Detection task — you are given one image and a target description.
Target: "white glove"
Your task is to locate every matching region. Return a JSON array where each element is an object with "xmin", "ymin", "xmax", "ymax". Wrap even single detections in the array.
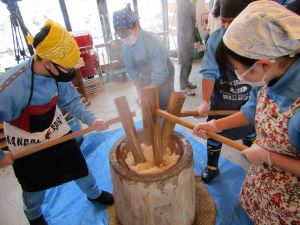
[
  {"xmin": 91, "ymin": 119, "xmax": 109, "ymax": 131},
  {"xmin": 0, "ymin": 151, "xmax": 13, "ymax": 169},
  {"xmin": 135, "ymin": 84, "xmax": 142, "ymax": 107},
  {"xmin": 241, "ymin": 144, "xmax": 271, "ymax": 166},
  {"xmin": 135, "ymin": 94, "xmax": 141, "ymax": 107},
  {"xmin": 193, "ymin": 119, "xmax": 222, "ymax": 139},
  {"xmin": 197, "ymin": 101, "xmax": 210, "ymax": 117}
]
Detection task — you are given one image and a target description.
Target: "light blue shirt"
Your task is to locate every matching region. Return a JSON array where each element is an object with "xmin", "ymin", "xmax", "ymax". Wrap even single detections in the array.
[
  {"xmin": 123, "ymin": 30, "xmax": 170, "ymax": 86},
  {"xmin": 241, "ymin": 57, "xmax": 300, "ymax": 150},
  {"xmin": 0, "ymin": 58, "xmax": 96, "ymax": 125},
  {"xmin": 199, "ymin": 27, "xmax": 225, "ymax": 80},
  {"xmin": 0, "ymin": 58, "xmax": 97, "ymax": 158}
]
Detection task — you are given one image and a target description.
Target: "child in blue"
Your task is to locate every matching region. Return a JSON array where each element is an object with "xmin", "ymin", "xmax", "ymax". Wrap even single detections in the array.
[
  {"xmin": 113, "ymin": 5, "xmax": 174, "ymax": 109},
  {"xmin": 0, "ymin": 20, "xmax": 113, "ymax": 225},
  {"xmin": 196, "ymin": 0, "xmax": 256, "ymax": 183},
  {"xmin": 193, "ymin": 1, "xmax": 300, "ymax": 223}
]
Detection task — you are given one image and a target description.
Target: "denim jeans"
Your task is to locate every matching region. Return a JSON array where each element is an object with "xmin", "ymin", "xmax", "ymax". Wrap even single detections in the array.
[{"xmin": 22, "ymin": 169, "xmax": 102, "ymax": 220}]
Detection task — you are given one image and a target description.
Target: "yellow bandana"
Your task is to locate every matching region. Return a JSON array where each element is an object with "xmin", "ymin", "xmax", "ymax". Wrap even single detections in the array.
[{"xmin": 32, "ymin": 20, "xmax": 80, "ymax": 67}]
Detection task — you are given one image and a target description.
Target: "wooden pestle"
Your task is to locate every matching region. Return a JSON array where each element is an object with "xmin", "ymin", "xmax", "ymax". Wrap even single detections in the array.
[
  {"xmin": 115, "ymin": 96, "xmax": 145, "ymax": 164},
  {"xmin": 12, "ymin": 112, "xmax": 136, "ymax": 160},
  {"xmin": 161, "ymin": 92, "xmax": 186, "ymax": 151},
  {"xmin": 141, "ymin": 86, "xmax": 162, "ymax": 166},
  {"xmin": 180, "ymin": 110, "xmax": 239, "ymax": 117},
  {"xmin": 157, "ymin": 109, "xmax": 248, "ymax": 151},
  {"xmin": 141, "ymin": 87, "xmax": 156, "ymax": 146}
]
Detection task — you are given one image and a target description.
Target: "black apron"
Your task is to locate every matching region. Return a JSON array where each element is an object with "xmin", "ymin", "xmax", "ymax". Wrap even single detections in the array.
[
  {"xmin": 208, "ymin": 69, "xmax": 255, "ymax": 139},
  {"xmin": 9, "ymin": 70, "xmax": 88, "ymax": 192}
]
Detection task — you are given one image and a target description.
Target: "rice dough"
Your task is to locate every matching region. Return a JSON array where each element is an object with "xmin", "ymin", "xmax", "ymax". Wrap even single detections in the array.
[{"xmin": 125, "ymin": 144, "xmax": 180, "ymax": 174}]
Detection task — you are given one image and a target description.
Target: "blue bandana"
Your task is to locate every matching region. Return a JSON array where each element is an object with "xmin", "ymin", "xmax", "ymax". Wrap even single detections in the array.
[{"xmin": 113, "ymin": 6, "xmax": 137, "ymax": 31}]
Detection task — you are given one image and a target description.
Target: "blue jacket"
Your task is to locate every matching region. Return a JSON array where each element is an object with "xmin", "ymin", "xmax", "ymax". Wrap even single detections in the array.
[
  {"xmin": 200, "ymin": 27, "xmax": 223, "ymax": 81},
  {"xmin": 123, "ymin": 30, "xmax": 170, "ymax": 86},
  {"xmin": 200, "ymin": 27, "xmax": 252, "ymax": 110},
  {"xmin": 199, "ymin": 27, "xmax": 255, "ymax": 139},
  {"xmin": 0, "ymin": 58, "xmax": 96, "ymax": 156}
]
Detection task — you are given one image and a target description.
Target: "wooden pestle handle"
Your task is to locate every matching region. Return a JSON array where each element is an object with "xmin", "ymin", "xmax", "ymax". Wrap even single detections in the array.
[
  {"xmin": 180, "ymin": 110, "xmax": 239, "ymax": 117},
  {"xmin": 11, "ymin": 112, "xmax": 136, "ymax": 160},
  {"xmin": 156, "ymin": 109, "xmax": 247, "ymax": 152},
  {"xmin": 114, "ymin": 96, "xmax": 145, "ymax": 164}
]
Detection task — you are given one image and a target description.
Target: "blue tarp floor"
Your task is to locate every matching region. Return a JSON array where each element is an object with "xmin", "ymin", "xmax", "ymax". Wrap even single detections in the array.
[{"xmin": 42, "ymin": 122, "xmax": 253, "ymax": 225}]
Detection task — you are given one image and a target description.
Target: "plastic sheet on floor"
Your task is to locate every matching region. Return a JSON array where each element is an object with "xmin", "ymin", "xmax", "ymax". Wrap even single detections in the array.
[{"xmin": 42, "ymin": 121, "xmax": 253, "ymax": 225}]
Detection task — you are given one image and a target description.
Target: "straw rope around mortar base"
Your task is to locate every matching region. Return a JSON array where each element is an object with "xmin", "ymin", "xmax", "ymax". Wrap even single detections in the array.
[{"xmin": 107, "ymin": 176, "xmax": 216, "ymax": 225}]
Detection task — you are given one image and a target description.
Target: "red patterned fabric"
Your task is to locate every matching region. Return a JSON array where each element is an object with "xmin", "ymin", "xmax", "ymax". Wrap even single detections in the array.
[
  {"xmin": 240, "ymin": 87, "xmax": 300, "ymax": 225},
  {"xmin": 9, "ymin": 96, "xmax": 59, "ymax": 132}
]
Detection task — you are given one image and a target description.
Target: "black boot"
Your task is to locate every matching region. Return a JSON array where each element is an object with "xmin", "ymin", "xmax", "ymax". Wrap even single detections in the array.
[
  {"xmin": 88, "ymin": 190, "xmax": 114, "ymax": 205},
  {"xmin": 201, "ymin": 141, "xmax": 222, "ymax": 183},
  {"xmin": 28, "ymin": 215, "xmax": 48, "ymax": 225},
  {"xmin": 242, "ymin": 133, "xmax": 256, "ymax": 147}
]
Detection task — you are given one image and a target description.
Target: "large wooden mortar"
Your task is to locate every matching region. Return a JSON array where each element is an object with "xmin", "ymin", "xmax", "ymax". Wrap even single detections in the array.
[{"xmin": 109, "ymin": 130, "xmax": 195, "ymax": 225}]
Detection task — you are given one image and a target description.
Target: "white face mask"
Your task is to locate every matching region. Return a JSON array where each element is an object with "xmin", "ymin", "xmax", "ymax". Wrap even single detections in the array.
[
  {"xmin": 234, "ymin": 61, "xmax": 272, "ymax": 87},
  {"xmin": 235, "ymin": 70, "xmax": 265, "ymax": 87},
  {"xmin": 124, "ymin": 34, "xmax": 137, "ymax": 45}
]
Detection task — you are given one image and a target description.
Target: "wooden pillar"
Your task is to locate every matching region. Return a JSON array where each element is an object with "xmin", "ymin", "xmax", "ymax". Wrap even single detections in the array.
[
  {"xmin": 114, "ymin": 96, "xmax": 145, "ymax": 164},
  {"xmin": 141, "ymin": 87, "xmax": 156, "ymax": 146},
  {"xmin": 161, "ymin": 92, "xmax": 185, "ymax": 150},
  {"xmin": 161, "ymin": 0, "xmax": 170, "ymax": 50},
  {"xmin": 96, "ymin": 0, "xmax": 112, "ymax": 43},
  {"xmin": 72, "ymin": 70, "xmax": 88, "ymax": 100},
  {"xmin": 59, "ymin": 0, "xmax": 72, "ymax": 31},
  {"xmin": 141, "ymin": 86, "xmax": 162, "ymax": 166},
  {"xmin": 132, "ymin": 0, "xmax": 139, "ymax": 18},
  {"xmin": 152, "ymin": 113, "xmax": 163, "ymax": 166}
]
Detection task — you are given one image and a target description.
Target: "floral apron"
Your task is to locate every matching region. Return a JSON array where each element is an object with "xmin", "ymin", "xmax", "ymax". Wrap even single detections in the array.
[
  {"xmin": 4, "ymin": 71, "xmax": 88, "ymax": 192},
  {"xmin": 240, "ymin": 87, "xmax": 300, "ymax": 225}
]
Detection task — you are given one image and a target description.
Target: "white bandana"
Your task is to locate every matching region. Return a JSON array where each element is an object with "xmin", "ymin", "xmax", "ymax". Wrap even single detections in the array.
[{"xmin": 223, "ymin": 0, "xmax": 300, "ymax": 59}]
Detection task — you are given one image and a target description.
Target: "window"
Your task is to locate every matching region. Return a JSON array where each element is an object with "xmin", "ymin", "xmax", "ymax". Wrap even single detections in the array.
[
  {"xmin": 18, "ymin": 0, "xmax": 65, "ymax": 35},
  {"xmin": 64, "ymin": 0, "xmax": 104, "ymax": 45},
  {"xmin": 138, "ymin": 0, "xmax": 163, "ymax": 33},
  {"xmin": 0, "ymin": 2, "xmax": 16, "ymax": 69},
  {"xmin": 0, "ymin": 0, "xmax": 65, "ymax": 68}
]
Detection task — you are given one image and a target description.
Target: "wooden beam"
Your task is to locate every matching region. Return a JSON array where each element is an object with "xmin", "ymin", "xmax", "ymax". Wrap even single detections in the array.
[
  {"xmin": 180, "ymin": 110, "xmax": 238, "ymax": 117},
  {"xmin": 141, "ymin": 86, "xmax": 162, "ymax": 166},
  {"xmin": 12, "ymin": 112, "xmax": 136, "ymax": 160},
  {"xmin": 157, "ymin": 109, "xmax": 247, "ymax": 151},
  {"xmin": 141, "ymin": 86, "xmax": 158, "ymax": 145},
  {"xmin": 161, "ymin": 92, "xmax": 185, "ymax": 150},
  {"xmin": 115, "ymin": 96, "xmax": 145, "ymax": 164}
]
